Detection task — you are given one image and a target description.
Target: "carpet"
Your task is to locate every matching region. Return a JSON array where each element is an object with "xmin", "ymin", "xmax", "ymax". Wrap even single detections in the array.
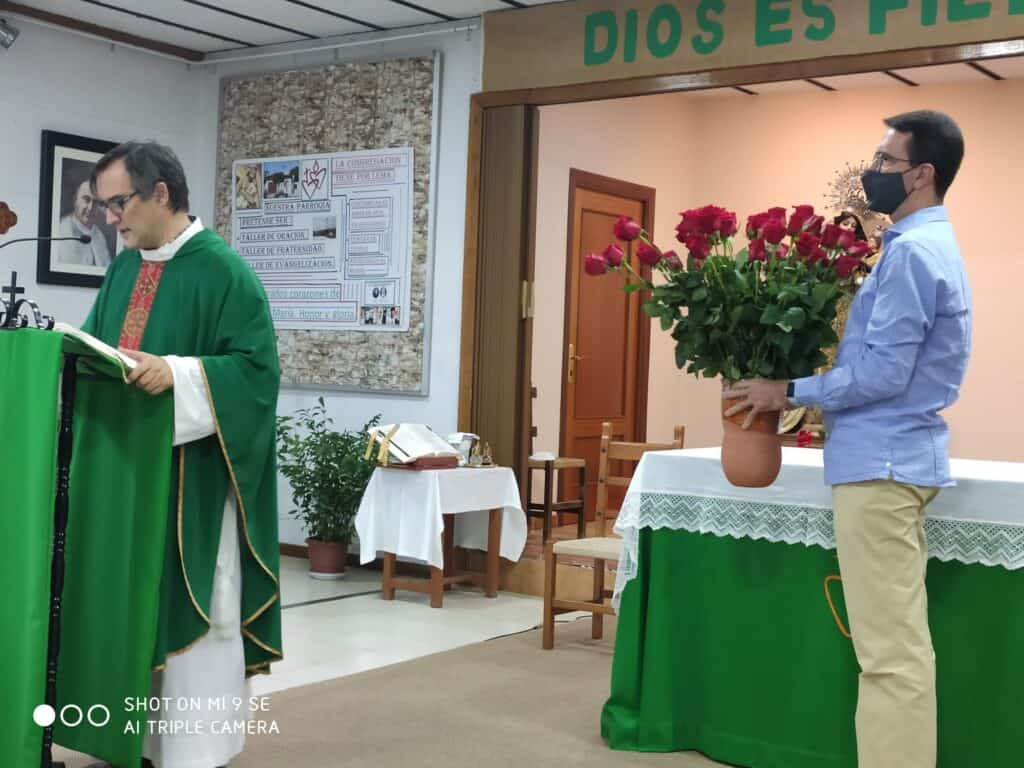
[{"xmin": 57, "ymin": 617, "xmax": 726, "ymax": 768}]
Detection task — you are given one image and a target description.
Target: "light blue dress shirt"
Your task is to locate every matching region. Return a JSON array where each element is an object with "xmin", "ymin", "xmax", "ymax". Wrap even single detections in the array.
[{"xmin": 792, "ymin": 205, "xmax": 972, "ymax": 487}]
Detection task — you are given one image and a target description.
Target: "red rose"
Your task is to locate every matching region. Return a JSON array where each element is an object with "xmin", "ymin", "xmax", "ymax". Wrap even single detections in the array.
[
  {"xmin": 809, "ymin": 246, "xmax": 828, "ymax": 264},
  {"xmin": 584, "ymin": 252, "xmax": 609, "ymax": 276},
  {"xmin": 762, "ymin": 219, "xmax": 787, "ymax": 245},
  {"xmin": 787, "ymin": 207, "xmax": 814, "ymax": 236},
  {"xmin": 636, "ymin": 242, "xmax": 662, "ymax": 266},
  {"xmin": 847, "ymin": 240, "xmax": 873, "ymax": 259},
  {"xmin": 747, "ymin": 237, "xmax": 767, "ymax": 262},
  {"xmin": 602, "ymin": 243, "xmax": 624, "ymax": 267},
  {"xmin": 767, "ymin": 206, "xmax": 788, "ymax": 221},
  {"xmin": 834, "ymin": 255, "xmax": 862, "ymax": 278},
  {"xmin": 696, "ymin": 205, "xmax": 724, "ymax": 236},
  {"xmin": 795, "ymin": 231, "xmax": 820, "ymax": 257},
  {"xmin": 676, "ymin": 216, "xmax": 699, "ymax": 243},
  {"xmin": 820, "ymin": 223, "xmax": 843, "ymax": 249},
  {"xmin": 804, "ymin": 215, "xmax": 825, "ymax": 235},
  {"xmin": 663, "ymin": 250, "xmax": 683, "ymax": 270},
  {"xmin": 720, "ymin": 211, "xmax": 738, "ymax": 237},
  {"xmin": 796, "ymin": 430, "xmax": 814, "ymax": 448},
  {"xmin": 614, "ymin": 216, "xmax": 642, "ymax": 242},
  {"xmin": 746, "ymin": 212, "xmax": 769, "ymax": 239},
  {"xmin": 686, "ymin": 236, "xmax": 711, "ymax": 262},
  {"xmin": 837, "ymin": 228, "xmax": 856, "ymax": 250}
]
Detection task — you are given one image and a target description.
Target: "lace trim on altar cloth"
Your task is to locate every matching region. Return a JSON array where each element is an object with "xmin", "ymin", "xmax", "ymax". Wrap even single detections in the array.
[{"xmin": 611, "ymin": 491, "xmax": 1024, "ymax": 610}]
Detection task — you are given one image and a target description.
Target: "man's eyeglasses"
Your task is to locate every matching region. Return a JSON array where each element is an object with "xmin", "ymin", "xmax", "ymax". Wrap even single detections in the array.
[
  {"xmin": 95, "ymin": 191, "xmax": 139, "ymax": 215},
  {"xmin": 869, "ymin": 152, "xmax": 913, "ymax": 171}
]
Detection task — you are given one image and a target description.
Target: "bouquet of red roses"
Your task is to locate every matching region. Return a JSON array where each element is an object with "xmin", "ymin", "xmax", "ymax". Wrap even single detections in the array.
[{"xmin": 586, "ymin": 204, "xmax": 871, "ymax": 382}]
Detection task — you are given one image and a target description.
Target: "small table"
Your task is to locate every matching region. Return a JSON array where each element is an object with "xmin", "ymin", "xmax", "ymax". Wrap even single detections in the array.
[{"xmin": 355, "ymin": 466, "xmax": 526, "ymax": 607}]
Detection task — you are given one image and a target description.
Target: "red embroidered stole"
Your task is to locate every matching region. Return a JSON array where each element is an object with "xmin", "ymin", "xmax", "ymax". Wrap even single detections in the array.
[{"xmin": 117, "ymin": 260, "xmax": 166, "ymax": 351}]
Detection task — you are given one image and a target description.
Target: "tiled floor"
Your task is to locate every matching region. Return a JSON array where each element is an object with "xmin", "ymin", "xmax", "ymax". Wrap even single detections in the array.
[{"xmin": 258, "ymin": 557, "xmax": 553, "ymax": 696}]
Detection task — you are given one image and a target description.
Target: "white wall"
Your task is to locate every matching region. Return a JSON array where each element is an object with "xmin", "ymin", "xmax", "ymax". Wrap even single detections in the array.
[
  {"xmin": 2, "ymin": 20, "xmax": 482, "ymax": 544},
  {"xmin": 0, "ymin": 19, "xmax": 215, "ymax": 323}
]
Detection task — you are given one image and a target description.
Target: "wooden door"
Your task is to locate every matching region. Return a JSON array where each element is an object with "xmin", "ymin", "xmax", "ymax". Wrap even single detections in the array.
[{"xmin": 560, "ymin": 170, "xmax": 654, "ymax": 519}]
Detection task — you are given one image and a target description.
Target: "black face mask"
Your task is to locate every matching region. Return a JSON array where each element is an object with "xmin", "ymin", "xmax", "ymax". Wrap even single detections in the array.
[{"xmin": 861, "ymin": 167, "xmax": 917, "ymax": 215}]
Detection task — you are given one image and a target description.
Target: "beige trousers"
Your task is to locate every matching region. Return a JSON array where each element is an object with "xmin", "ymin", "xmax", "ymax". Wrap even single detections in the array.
[{"xmin": 832, "ymin": 480, "xmax": 939, "ymax": 768}]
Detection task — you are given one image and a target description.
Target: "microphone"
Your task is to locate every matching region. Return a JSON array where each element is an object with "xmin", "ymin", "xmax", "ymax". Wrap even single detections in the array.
[{"xmin": 0, "ymin": 234, "xmax": 91, "ymax": 249}]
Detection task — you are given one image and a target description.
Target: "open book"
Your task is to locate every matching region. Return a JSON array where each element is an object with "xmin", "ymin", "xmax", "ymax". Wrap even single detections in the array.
[
  {"xmin": 366, "ymin": 423, "xmax": 460, "ymax": 469},
  {"xmin": 53, "ymin": 322, "xmax": 138, "ymax": 377}
]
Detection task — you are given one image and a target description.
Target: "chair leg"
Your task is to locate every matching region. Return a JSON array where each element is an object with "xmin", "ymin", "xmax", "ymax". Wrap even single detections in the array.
[
  {"xmin": 592, "ymin": 558, "xmax": 605, "ymax": 640},
  {"xmin": 542, "ymin": 541, "xmax": 556, "ymax": 649},
  {"xmin": 578, "ymin": 464, "xmax": 587, "ymax": 538},
  {"xmin": 542, "ymin": 460, "xmax": 553, "ymax": 543}
]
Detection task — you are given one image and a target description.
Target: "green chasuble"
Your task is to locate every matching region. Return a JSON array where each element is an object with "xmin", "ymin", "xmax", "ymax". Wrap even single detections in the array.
[{"xmin": 81, "ymin": 227, "xmax": 282, "ymax": 673}]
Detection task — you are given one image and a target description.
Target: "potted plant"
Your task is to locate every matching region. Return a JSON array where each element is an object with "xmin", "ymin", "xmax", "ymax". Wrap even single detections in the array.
[
  {"xmin": 277, "ymin": 398, "xmax": 381, "ymax": 578},
  {"xmin": 586, "ymin": 206, "xmax": 869, "ymax": 487}
]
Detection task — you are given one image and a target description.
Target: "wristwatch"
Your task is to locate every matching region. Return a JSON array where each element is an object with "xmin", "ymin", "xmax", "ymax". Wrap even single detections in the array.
[{"xmin": 786, "ymin": 381, "xmax": 795, "ymax": 398}]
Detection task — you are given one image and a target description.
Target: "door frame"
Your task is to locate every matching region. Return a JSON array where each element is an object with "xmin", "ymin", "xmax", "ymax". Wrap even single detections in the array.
[
  {"xmin": 457, "ymin": 39, "xmax": 1024, "ymax": 482},
  {"xmin": 560, "ymin": 169, "xmax": 655, "ymax": 462}
]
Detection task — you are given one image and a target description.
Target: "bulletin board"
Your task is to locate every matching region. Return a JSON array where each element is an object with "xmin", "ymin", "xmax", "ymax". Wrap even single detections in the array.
[{"xmin": 215, "ymin": 55, "xmax": 438, "ymax": 394}]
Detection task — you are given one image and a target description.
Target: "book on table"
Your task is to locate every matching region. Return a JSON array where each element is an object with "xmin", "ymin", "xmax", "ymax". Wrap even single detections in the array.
[{"xmin": 366, "ymin": 424, "xmax": 461, "ymax": 469}]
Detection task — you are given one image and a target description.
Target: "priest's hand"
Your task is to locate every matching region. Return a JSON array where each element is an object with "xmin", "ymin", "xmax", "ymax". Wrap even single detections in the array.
[
  {"xmin": 121, "ymin": 349, "xmax": 174, "ymax": 395},
  {"xmin": 722, "ymin": 379, "xmax": 790, "ymax": 430}
]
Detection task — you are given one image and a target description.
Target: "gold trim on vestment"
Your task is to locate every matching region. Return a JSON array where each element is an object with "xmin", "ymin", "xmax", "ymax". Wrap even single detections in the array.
[
  {"xmin": 178, "ymin": 445, "xmax": 212, "ymax": 625},
  {"xmin": 242, "ymin": 592, "xmax": 279, "ymax": 628},
  {"xmin": 242, "ymin": 627, "xmax": 282, "ymax": 659},
  {"xmin": 197, "ymin": 359, "xmax": 282, "ymax": 662}
]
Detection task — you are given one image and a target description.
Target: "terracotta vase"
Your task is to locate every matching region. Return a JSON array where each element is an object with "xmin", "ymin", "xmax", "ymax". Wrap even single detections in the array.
[
  {"xmin": 306, "ymin": 538, "xmax": 348, "ymax": 580},
  {"xmin": 721, "ymin": 382, "xmax": 783, "ymax": 488}
]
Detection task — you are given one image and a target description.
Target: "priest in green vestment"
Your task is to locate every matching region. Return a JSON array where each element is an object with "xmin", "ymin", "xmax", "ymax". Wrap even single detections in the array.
[{"xmin": 79, "ymin": 141, "xmax": 282, "ymax": 768}]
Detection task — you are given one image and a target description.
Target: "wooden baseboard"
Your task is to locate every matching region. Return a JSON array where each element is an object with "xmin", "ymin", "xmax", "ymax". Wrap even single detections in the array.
[
  {"xmin": 280, "ymin": 543, "xmax": 309, "ymax": 559},
  {"xmin": 279, "ymin": 542, "xmax": 435, "ymax": 578}
]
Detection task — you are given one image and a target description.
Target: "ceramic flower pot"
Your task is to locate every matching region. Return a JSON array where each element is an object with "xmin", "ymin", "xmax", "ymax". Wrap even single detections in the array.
[
  {"xmin": 721, "ymin": 382, "xmax": 782, "ymax": 488},
  {"xmin": 306, "ymin": 538, "xmax": 348, "ymax": 580}
]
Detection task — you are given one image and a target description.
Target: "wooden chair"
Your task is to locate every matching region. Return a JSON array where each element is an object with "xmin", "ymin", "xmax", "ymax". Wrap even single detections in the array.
[
  {"xmin": 525, "ymin": 457, "xmax": 586, "ymax": 542},
  {"xmin": 541, "ymin": 422, "xmax": 685, "ymax": 648}
]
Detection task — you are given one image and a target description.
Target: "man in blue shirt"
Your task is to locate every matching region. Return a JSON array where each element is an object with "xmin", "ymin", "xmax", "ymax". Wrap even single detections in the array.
[{"xmin": 723, "ymin": 110, "xmax": 971, "ymax": 768}]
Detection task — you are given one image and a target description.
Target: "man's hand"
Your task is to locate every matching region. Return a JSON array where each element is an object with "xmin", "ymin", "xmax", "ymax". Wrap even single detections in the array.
[
  {"xmin": 121, "ymin": 349, "xmax": 174, "ymax": 395},
  {"xmin": 722, "ymin": 379, "xmax": 790, "ymax": 429}
]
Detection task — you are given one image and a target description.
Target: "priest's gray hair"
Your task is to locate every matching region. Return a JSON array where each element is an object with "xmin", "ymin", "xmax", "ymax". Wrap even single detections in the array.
[{"xmin": 91, "ymin": 140, "xmax": 190, "ymax": 213}]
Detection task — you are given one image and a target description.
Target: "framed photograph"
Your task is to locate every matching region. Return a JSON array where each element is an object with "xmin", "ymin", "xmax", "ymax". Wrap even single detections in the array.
[{"xmin": 37, "ymin": 130, "xmax": 120, "ymax": 288}]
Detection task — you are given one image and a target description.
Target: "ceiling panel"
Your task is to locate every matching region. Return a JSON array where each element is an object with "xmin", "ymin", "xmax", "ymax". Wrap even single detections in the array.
[
  {"xmin": 425, "ymin": 0, "xmax": 515, "ymax": 17},
  {"xmin": 304, "ymin": 0, "xmax": 442, "ymax": 27},
  {"xmin": 681, "ymin": 86, "xmax": 746, "ymax": 99},
  {"xmin": 210, "ymin": 0, "xmax": 370, "ymax": 36},
  {"xmin": 889, "ymin": 62, "xmax": 989, "ymax": 85},
  {"xmin": 814, "ymin": 71, "xmax": 901, "ymax": 90},
  {"xmin": 17, "ymin": 0, "xmax": 246, "ymax": 51},
  {"xmin": 980, "ymin": 55, "xmax": 1024, "ymax": 78},
  {"xmin": 745, "ymin": 80, "xmax": 816, "ymax": 95},
  {"xmin": 63, "ymin": 0, "xmax": 312, "ymax": 46}
]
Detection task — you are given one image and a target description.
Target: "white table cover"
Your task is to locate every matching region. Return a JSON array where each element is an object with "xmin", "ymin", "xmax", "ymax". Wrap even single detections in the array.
[
  {"xmin": 612, "ymin": 447, "xmax": 1024, "ymax": 608},
  {"xmin": 356, "ymin": 466, "xmax": 527, "ymax": 569}
]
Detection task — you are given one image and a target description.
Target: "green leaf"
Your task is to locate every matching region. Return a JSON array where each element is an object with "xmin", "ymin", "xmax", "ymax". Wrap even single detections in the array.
[
  {"xmin": 642, "ymin": 298, "xmax": 661, "ymax": 317},
  {"xmin": 691, "ymin": 286, "xmax": 708, "ymax": 303},
  {"xmin": 622, "ymin": 282, "xmax": 644, "ymax": 293},
  {"xmin": 811, "ymin": 282, "xmax": 835, "ymax": 313},
  {"xmin": 780, "ymin": 306, "xmax": 806, "ymax": 331},
  {"xmin": 660, "ymin": 312, "xmax": 674, "ymax": 331},
  {"xmin": 760, "ymin": 304, "xmax": 784, "ymax": 326}
]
